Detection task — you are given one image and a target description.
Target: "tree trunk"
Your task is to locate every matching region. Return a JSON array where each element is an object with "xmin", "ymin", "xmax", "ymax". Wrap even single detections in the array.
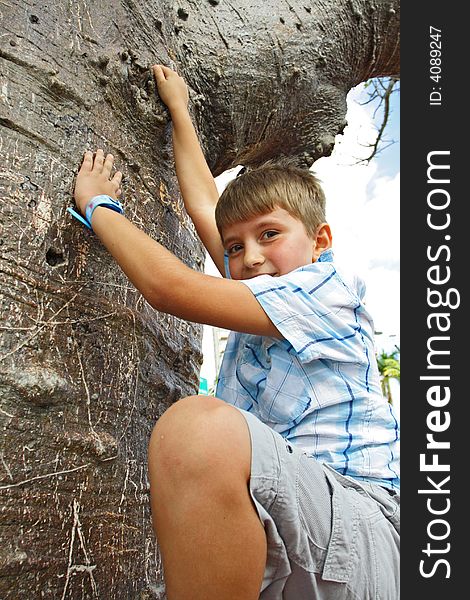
[{"xmin": 0, "ymin": 1, "xmax": 399, "ymax": 597}]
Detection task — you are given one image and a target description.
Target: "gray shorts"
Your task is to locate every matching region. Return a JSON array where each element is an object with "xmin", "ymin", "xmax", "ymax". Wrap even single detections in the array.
[{"xmin": 236, "ymin": 408, "xmax": 400, "ymax": 600}]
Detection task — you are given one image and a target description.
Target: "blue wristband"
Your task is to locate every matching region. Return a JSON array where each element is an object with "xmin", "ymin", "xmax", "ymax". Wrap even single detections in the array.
[
  {"xmin": 67, "ymin": 195, "xmax": 124, "ymax": 231},
  {"xmin": 85, "ymin": 195, "xmax": 124, "ymax": 225}
]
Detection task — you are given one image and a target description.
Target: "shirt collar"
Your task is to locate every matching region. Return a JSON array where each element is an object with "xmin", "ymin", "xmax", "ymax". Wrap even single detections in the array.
[{"xmin": 317, "ymin": 248, "xmax": 334, "ymax": 263}]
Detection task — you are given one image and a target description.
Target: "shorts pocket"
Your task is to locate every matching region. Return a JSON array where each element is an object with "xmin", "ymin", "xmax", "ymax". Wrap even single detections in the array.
[
  {"xmin": 321, "ymin": 469, "xmax": 360, "ymax": 584},
  {"xmin": 297, "ymin": 455, "xmax": 332, "ymax": 551},
  {"xmin": 284, "ymin": 454, "xmax": 333, "ymax": 573}
]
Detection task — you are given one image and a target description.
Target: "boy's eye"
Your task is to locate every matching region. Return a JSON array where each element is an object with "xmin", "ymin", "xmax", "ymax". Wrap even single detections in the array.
[
  {"xmin": 228, "ymin": 244, "xmax": 243, "ymax": 255},
  {"xmin": 262, "ymin": 230, "xmax": 278, "ymax": 240}
]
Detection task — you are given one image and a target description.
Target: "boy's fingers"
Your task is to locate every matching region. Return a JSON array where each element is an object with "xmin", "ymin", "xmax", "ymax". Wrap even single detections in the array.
[
  {"xmin": 79, "ymin": 150, "xmax": 93, "ymax": 173},
  {"xmin": 103, "ymin": 153, "xmax": 114, "ymax": 177},
  {"xmin": 161, "ymin": 65, "xmax": 174, "ymax": 77},
  {"xmin": 160, "ymin": 64, "xmax": 177, "ymax": 78},
  {"xmin": 93, "ymin": 148, "xmax": 104, "ymax": 172},
  {"xmin": 112, "ymin": 170, "xmax": 123, "ymax": 188},
  {"xmin": 152, "ymin": 64, "xmax": 165, "ymax": 82}
]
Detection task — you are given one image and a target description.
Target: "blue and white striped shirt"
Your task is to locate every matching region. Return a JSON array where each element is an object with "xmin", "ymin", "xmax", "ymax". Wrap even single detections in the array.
[{"xmin": 216, "ymin": 249, "xmax": 400, "ymax": 490}]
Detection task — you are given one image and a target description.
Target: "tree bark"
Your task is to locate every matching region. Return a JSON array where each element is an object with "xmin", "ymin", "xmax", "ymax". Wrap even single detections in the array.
[{"xmin": 0, "ymin": 1, "xmax": 399, "ymax": 597}]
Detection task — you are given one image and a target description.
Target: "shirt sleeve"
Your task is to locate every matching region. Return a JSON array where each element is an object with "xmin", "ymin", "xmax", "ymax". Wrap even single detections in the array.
[{"xmin": 239, "ymin": 264, "xmax": 371, "ymax": 365}]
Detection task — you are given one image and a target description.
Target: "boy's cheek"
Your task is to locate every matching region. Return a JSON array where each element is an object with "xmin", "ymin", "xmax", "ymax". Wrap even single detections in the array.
[{"xmin": 228, "ymin": 263, "xmax": 242, "ymax": 280}]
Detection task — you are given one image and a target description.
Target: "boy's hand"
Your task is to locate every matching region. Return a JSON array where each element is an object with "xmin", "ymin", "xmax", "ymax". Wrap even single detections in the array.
[
  {"xmin": 152, "ymin": 64, "xmax": 189, "ymax": 113},
  {"xmin": 74, "ymin": 149, "xmax": 122, "ymax": 214}
]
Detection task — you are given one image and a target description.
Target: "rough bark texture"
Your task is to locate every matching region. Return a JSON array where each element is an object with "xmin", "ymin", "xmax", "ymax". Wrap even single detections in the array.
[{"xmin": 0, "ymin": 1, "xmax": 399, "ymax": 598}]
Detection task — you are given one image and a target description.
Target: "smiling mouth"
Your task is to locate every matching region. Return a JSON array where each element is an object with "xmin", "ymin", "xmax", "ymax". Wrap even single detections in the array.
[{"xmin": 250, "ymin": 272, "xmax": 278, "ymax": 278}]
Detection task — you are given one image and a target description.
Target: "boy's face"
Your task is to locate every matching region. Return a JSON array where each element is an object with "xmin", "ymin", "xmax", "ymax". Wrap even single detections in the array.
[{"xmin": 222, "ymin": 207, "xmax": 330, "ymax": 280}]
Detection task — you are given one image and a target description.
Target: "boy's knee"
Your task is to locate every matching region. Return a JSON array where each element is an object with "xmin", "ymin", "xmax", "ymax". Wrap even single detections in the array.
[
  {"xmin": 148, "ymin": 395, "xmax": 251, "ymax": 485},
  {"xmin": 149, "ymin": 394, "xmax": 226, "ymax": 448}
]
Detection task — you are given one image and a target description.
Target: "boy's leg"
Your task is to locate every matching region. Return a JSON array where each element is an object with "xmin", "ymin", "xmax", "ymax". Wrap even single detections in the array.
[{"xmin": 147, "ymin": 395, "xmax": 267, "ymax": 600}]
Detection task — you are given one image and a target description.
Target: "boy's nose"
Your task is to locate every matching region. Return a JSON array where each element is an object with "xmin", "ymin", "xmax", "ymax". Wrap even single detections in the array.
[{"xmin": 244, "ymin": 246, "xmax": 265, "ymax": 269}]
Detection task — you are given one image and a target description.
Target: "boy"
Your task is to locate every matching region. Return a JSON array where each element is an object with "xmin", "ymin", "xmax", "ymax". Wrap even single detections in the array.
[{"xmin": 72, "ymin": 65, "xmax": 399, "ymax": 599}]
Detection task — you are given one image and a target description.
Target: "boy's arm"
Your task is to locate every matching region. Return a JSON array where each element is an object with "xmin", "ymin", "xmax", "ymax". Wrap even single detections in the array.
[
  {"xmin": 153, "ymin": 65, "xmax": 226, "ymax": 276},
  {"xmin": 73, "ymin": 150, "xmax": 281, "ymax": 338}
]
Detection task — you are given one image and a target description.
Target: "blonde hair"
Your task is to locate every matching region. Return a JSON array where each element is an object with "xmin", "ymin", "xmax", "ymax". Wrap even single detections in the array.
[{"xmin": 215, "ymin": 160, "xmax": 326, "ymax": 239}]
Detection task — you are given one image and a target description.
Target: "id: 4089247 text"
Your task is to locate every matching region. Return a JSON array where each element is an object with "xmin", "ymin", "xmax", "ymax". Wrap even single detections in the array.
[{"xmin": 429, "ymin": 26, "xmax": 442, "ymax": 107}]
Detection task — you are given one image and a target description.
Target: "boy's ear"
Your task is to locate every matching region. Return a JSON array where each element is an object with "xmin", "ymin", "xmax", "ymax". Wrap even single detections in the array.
[{"xmin": 312, "ymin": 223, "xmax": 332, "ymax": 261}]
